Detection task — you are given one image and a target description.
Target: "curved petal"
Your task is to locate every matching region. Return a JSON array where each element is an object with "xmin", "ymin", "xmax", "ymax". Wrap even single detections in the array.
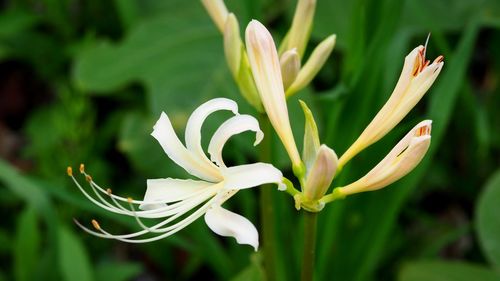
[
  {"xmin": 151, "ymin": 112, "xmax": 222, "ymax": 182},
  {"xmin": 221, "ymin": 162, "xmax": 285, "ymax": 190},
  {"xmin": 204, "ymin": 205, "xmax": 259, "ymax": 251},
  {"xmin": 140, "ymin": 178, "xmax": 215, "ymax": 210},
  {"xmin": 208, "ymin": 114, "xmax": 263, "ymax": 168},
  {"xmin": 185, "ymin": 98, "xmax": 239, "ymax": 169}
]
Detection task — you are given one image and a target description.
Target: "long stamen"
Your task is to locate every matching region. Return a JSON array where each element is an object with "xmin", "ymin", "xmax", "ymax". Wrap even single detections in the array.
[
  {"xmin": 73, "ymin": 188, "xmax": 220, "ymax": 240},
  {"xmin": 83, "ymin": 166, "xmax": 213, "ymax": 207},
  {"xmin": 71, "ymin": 164, "xmax": 220, "ymax": 217},
  {"xmin": 423, "ymin": 33, "xmax": 431, "ymax": 58},
  {"xmin": 127, "ymin": 198, "xmax": 163, "ymax": 233},
  {"xmin": 74, "ymin": 195, "xmax": 220, "ymax": 243}
]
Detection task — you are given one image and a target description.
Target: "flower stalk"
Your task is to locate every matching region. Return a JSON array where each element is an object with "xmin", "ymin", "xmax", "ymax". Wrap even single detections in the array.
[
  {"xmin": 259, "ymin": 113, "xmax": 278, "ymax": 280},
  {"xmin": 301, "ymin": 211, "xmax": 318, "ymax": 281}
]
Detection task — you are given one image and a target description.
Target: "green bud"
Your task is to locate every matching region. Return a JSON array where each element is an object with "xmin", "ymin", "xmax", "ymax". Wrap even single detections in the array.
[{"xmin": 223, "ymin": 13, "xmax": 242, "ymax": 77}]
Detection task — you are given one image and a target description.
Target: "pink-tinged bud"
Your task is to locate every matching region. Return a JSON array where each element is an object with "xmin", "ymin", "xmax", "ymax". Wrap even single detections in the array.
[
  {"xmin": 303, "ymin": 145, "xmax": 338, "ymax": 201},
  {"xmin": 245, "ymin": 20, "xmax": 302, "ymax": 171}
]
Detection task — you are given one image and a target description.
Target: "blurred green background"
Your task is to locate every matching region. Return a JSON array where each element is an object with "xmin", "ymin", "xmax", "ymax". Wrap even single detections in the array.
[{"xmin": 0, "ymin": 0, "xmax": 499, "ymax": 280}]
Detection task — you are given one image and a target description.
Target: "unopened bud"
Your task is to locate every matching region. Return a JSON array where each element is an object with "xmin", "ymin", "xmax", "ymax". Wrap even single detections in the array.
[
  {"xmin": 201, "ymin": 0, "xmax": 229, "ymax": 33},
  {"xmin": 246, "ymin": 20, "xmax": 302, "ymax": 169},
  {"xmin": 286, "ymin": 34, "xmax": 336, "ymax": 97},
  {"xmin": 223, "ymin": 13, "xmax": 242, "ymax": 76},
  {"xmin": 303, "ymin": 145, "xmax": 338, "ymax": 201},
  {"xmin": 280, "ymin": 48, "xmax": 301, "ymax": 90},
  {"xmin": 280, "ymin": 0, "xmax": 316, "ymax": 58}
]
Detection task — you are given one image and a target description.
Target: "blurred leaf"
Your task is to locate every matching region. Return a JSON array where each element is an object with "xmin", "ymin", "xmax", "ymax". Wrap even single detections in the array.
[
  {"xmin": 230, "ymin": 253, "xmax": 265, "ymax": 281},
  {"xmin": 0, "ymin": 9, "xmax": 38, "ymax": 38},
  {"xmin": 0, "ymin": 230, "xmax": 11, "ymax": 253},
  {"xmin": 58, "ymin": 226, "xmax": 93, "ymax": 281},
  {"xmin": 72, "ymin": 3, "xmax": 242, "ymax": 115},
  {"xmin": 95, "ymin": 261, "xmax": 142, "ymax": 281},
  {"xmin": 113, "ymin": 0, "xmax": 139, "ymax": 30},
  {"xmin": 399, "ymin": 261, "xmax": 500, "ymax": 281},
  {"xmin": 14, "ymin": 207, "xmax": 40, "ymax": 281},
  {"xmin": 0, "ymin": 160, "xmax": 49, "ymax": 210},
  {"xmin": 401, "ymin": 0, "xmax": 491, "ymax": 32},
  {"xmin": 476, "ymin": 169, "xmax": 500, "ymax": 269}
]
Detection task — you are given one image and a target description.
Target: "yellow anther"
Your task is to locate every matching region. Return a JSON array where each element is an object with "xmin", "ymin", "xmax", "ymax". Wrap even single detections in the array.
[
  {"xmin": 67, "ymin": 167, "xmax": 73, "ymax": 177},
  {"xmin": 79, "ymin": 163, "xmax": 85, "ymax": 174},
  {"xmin": 127, "ymin": 197, "xmax": 133, "ymax": 203},
  {"xmin": 85, "ymin": 175, "xmax": 92, "ymax": 182},
  {"xmin": 106, "ymin": 188, "xmax": 112, "ymax": 195},
  {"xmin": 91, "ymin": 219, "xmax": 100, "ymax": 230}
]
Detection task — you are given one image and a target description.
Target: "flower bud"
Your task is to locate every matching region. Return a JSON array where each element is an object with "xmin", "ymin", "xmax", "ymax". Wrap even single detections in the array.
[
  {"xmin": 303, "ymin": 145, "xmax": 338, "ymax": 201},
  {"xmin": 201, "ymin": 0, "xmax": 229, "ymax": 33},
  {"xmin": 223, "ymin": 13, "xmax": 241, "ymax": 76},
  {"xmin": 280, "ymin": 48, "xmax": 301, "ymax": 90},
  {"xmin": 245, "ymin": 20, "xmax": 302, "ymax": 170},
  {"xmin": 286, "ymin": 35, "xmax": 336, "ymax": 97},
  {"xmin": 279, "ymin": 0, "xmax": 316, "ymax": 58},
  {"xmin": 222, "ymin": 14, "xmax": 262, "ymax": 111}
]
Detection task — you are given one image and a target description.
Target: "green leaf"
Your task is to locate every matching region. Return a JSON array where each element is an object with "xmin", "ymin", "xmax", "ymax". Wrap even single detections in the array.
[
  {"xmin": 96, "ymin": 261, "xmax": 142, "ymax": 281},
  {"xmin": 0, "ymin": 160, "xmax": 59, "ymax": 280},
  {"xmin": 58, "ymin": 226, "xmax": 93, "ymax": 281},
  {"xmin": 14, "ymin": 207, "xmax": 40, "ymax": 281},
  {"xmin": 72, "ymin": 3, "xmax": 244, "ymax": 115},
  {"xmin": 0, "ymin": 9, "xmax": 38, "ymax": 38},
  {"xmin": 476, "ymin": 169, "xmax": 500, "ymax": 269},
  {"xmin": 399, "ymin": 261, "xmax": 500, "ymax": 281}
]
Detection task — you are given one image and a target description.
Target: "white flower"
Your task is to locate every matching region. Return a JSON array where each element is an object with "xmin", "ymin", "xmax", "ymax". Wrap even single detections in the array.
[{"xmin": 69, "ymin": 98, "xmax": 284, "ymax": 250}]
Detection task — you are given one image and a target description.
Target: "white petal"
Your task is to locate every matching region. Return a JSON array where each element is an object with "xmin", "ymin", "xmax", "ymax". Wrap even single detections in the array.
[
  {"xmin": 140, "ymin": 178, "xmax": 215, "ymax": 210},
  {"xmin": 204, "ymin": 205, "xmax": 259, "ymax": 251},
  {"xmin": 221, "ymin": 163, "xmax": 285, "ymax": 190},
  {"xmin": 151, "ymin": 112, "xmax": 222, "ymax": 182},
  {"xmin": 185, "ymin": 98, "xmax": 239, "ymax": 169},
  {"xmin": 208, "ymin": 114, "xmax": 263, "ymax": 168}
]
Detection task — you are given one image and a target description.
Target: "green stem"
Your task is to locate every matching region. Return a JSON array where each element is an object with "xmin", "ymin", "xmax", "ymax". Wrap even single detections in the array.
[
  {"xmin": 301, "ymin": 211, "xmax": 318, "ymax": 281},
  {"xmin": 259, "ymin": 114, "xmax": 277, "ymax": 280}
]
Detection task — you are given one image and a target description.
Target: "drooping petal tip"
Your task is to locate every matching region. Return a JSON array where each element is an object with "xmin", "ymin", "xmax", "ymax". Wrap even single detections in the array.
[{"xmin": 205, "ymin": 205, "xmax": 259, "ymax": 251}]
